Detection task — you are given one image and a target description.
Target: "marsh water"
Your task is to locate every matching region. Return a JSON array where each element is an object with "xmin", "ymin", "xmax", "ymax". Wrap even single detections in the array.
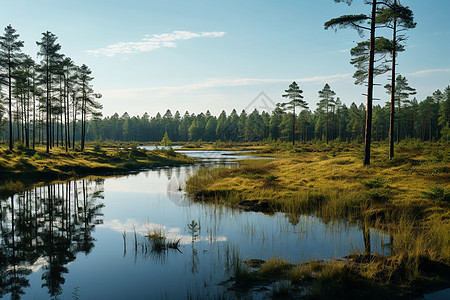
[{"xmin": 1, "ymin": 150, "xmax": 394, "ymax": 299}]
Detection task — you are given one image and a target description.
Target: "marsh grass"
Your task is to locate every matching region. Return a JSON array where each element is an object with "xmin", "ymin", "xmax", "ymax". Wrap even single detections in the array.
[
  {"xmin": 0, "ymin": 144, "xmax": 194, "ymax": 189},
  {"xmin": 271, "ymin": 280, "xmax": 291, "ymax": 298},
  {"xmin": 223, "ymin": 247, "xmax": 258, "ymax": 284},
  {"xmin": 186, "ymin": 141, "xmax": 450, "ymax": 296},
  {"xmin": 421, "ymin": 185, "xmax": 450, "ymax": 203},
  {"xmin": 258, "ymin": 258, "xmax": 293, "ymax": 277},
  {"xmin": 129, "ymin": 227, "xmax": 182, "ymax": 256},
  {"xmin": 0, "ymin": 180, "xmax": 25, "ymax": 197}
]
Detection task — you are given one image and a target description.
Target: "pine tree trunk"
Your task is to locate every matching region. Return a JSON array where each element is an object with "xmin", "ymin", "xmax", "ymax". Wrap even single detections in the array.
[
  {"xmin": 8, "ymin": 53, "xmax": 13, "ymax": 151},
  {"xmin": 16, "ymin": 102, "xmax": 20, "ymax": 143},
  {"xmin": 429, "ymin": 113, "xmax": 432, "ymax": 141},
  {"xmin": 21, "ymin": 96, "xmax": 25, "ymax": 144},
  {"xmin": 292, "ymin": 106, "xmax": 295, "ymax": 145},
  {"xmin": 32, "ymin": 80, "xmax": 36, "ymax": 149},
  {"xmin": 46, "ymin": 54, "xmax": 50, "ymax": 153},
  {"xmin": 363, "ymin": 0, "xmax": 377, "ymax": 166},
  {"xmin": 25, "ymin": 88, "xmax": 30, "ymax": 148},
  {"xmin": 389, "ymin": 14, "xmax": 397, "ymax": 160},
  {"xmin": 326, "ymin": 105, "xmax": 329, "ymax": 144}
]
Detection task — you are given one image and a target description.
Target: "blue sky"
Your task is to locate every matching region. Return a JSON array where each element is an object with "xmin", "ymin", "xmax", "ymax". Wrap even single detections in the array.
[{"xmin": 1, "ymin": 0, "xmax": 449, "ymax": 117}]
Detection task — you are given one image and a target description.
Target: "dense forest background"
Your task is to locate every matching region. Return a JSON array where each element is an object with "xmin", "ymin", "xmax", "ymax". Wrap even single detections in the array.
[
  {"xmin": 1, "ymin": 83, "xmax": 449, "ymax": 145},
  {"xmin": 34, "ymin": 84, "xmax": 449, "ymax": 144}
]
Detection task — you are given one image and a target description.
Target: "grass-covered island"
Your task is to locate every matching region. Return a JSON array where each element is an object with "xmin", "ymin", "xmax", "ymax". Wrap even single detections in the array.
[
  {"xmin": 186, "ymin": 140, "xmax": 450, "ymax": 299},
  {"xmin": 0, "ymin": 142, "xmax": 194, "ymax": 196}
]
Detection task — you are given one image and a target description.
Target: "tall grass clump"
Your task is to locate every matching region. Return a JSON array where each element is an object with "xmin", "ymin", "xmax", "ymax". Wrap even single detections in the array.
[
  {"xmin": 259, "ymin": 258, "xmax": 293, "ymax": 277},
  {"xmin": 0, "ymin": 180, "xmax": 25, "ymax": 197},
  {"xmin": 93, "ymin": 140, "xmax": 103, "ymax": 152},
  {"xmin": 136, "ymin": 227, "xmax": 181, "ymax": 254},
  {"xmin": 185, "ymin": 167, "xmax": 231, "ymax": 195}
]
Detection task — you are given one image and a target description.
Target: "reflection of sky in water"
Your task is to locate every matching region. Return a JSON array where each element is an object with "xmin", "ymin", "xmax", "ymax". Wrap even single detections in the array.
[{"xmin": 3, "ymin": 151, "xmax": 396, "ymax": 299}]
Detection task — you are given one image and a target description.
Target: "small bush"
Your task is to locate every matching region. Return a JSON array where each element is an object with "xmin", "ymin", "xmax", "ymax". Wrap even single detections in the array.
[
  {"xmin": 362, "ymin": 177, "xmax": 385, "ymax": 189},
  {"xmin": 130, "ymin": 143, "xmax": 138, "ymax": 153},
  {"xmin": 334, "ymin": 158, "xmax": 354, "ymax": 165},
  {"xmin": 14, "ymin": 141, "xmax": 27, "ymax": 152},
  {"xmin": 14, "ymin": 156, "xmax": 34, "ymax": 169},
  {"xmin": 93, "ymin": 141, "xmax": 102, "ymax": 152},
  {"xmin": 259, "ymin": 258, "xmax": 293, "ymax": 276},
  {"xmin": 398, "ymin": 138, "xmax": 424, "ymax": 150},
  {"xmin": 431, "ymin": 166, "xmax": 448, "ymax": 175},
  {"xmin": 194, "ymin": 139, "xmax": 202, "ymax": 148},
  {"xmin": 154, "ymin": 147, "xmax": 176, "ymax": 157},
  {"xmin": 319, "ymin": 154, "xmax": 329, "ymax": 161},
  {"xmin": 31, "ymin": 153, "xmax": 42, "ymax": 160},
  {"xmin": 160, "ymin": 132, "xmax": 172, "ymax": 147},
  {"xmin": 183, "ymin": 143, "xmax": 196, "ymax": 148},
  {"xmin": 365, "ymin": 188, "xmax": 389, "ymax": 203},
  {"xmin": 0, "ymin": 181, "xmax": 25, "ymax": 197},
  {"xmin": 422, "ymin": 185, "xmax": 450, "ymax": 203}
]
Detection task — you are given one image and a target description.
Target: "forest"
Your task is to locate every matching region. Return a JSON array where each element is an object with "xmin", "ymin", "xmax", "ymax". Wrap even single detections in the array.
[
  {"xmin": 84, "ymin": 82, "xmax": 449, "ymax": 144},
  {"xmin": 0, "ymin": 25, "xmax": 101, "ymax": 153}
]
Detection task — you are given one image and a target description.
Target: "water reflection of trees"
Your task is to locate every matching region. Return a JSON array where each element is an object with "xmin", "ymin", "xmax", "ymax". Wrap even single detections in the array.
[{"xmin": 0, "ymin": 179, "xmax": 104, "ymax": 299}]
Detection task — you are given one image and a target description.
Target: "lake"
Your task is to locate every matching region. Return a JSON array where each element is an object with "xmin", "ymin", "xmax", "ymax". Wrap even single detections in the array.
[{"xmin": 0, "ymin": 150, "xmax": 392, "ymax": 299}]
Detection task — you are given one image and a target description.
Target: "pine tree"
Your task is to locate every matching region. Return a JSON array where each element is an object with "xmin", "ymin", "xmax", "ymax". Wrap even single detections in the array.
[
  {"xmin": 318, "ymin": 83, "xmax": 336, "ymax": 144},
  {"xmin": 438, "ymin": 86, "xmax": 450, "ymax": 140},
  {"xmin": 0, "ymin": 25, "xmax": 24, "ymax": 150},
  {"xmin": 161, "ymin": 131, "xmax": 171, "ymax": 147},
  {"xmin": 325, "ymin": 0, "xmax": 383, "ymax": 165},
  {"xmin": 384, "ymin": 75, "xmax": 416, "ymax": 142},
  {"xmin": 36, "ymin": 31, "xmax": 62, "ymax": 153},
  {"xmin": 281, "ymin": 81, "xmax": 308, "ymax": 145},
  {"xmin": 78, "ymin": 64, "xmax": 102, "ymax": 151},
  {"xmin": 377, "ymin": 0, "xmax": 415, "ymax": 158}
]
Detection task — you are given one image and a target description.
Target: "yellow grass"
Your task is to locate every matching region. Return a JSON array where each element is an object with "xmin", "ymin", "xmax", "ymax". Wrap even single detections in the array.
[
  {"xmin": 186, "ymin": 142, "xmax": 450, "ymax": 265},
  {"xmin": 0, "ymin": 142, "xmax": 194, "ymax": 195}
]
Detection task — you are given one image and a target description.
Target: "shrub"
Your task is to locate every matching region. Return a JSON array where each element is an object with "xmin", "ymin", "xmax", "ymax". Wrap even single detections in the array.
[
  {"xmin": 365, "ymin": 188, "xmax": 389, "ymax": 203},
  {"xmin": 160, "ymin": 132, "xmax": 172, "ymax": 147},
  {"xmin": 31, "ymin": 153, "xmax": 42, "ymax": 160},
  {"xmin": 93, "ymin": 141, "xmax": 102, "ymax": 152},
  {"xmin": 14, "ymin": 141, "xmax": 27, "ymax": 152},
  {"xmin": 422, "ymin": 185, "xmax": 450, "ymax": 203},
  {"xmin": 362, "ymin": 177, "xmax": 385, "ymax": 189}
]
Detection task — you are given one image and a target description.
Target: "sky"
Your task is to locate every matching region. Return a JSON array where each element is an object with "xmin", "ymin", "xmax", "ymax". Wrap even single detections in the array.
[{"xmin": 1, "ymin": 0, "xmax": 449, "ymax": 118}]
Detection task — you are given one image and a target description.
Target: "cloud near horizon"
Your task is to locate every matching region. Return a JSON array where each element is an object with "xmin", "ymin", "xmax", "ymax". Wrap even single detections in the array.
[
  {"xmin": 102, "ymin": 74, "xmax": 352, "ymax": 96},
  {"xmin": 87, "ymin": 30, "xmax": 226, "ymax": 56},
  {"xmin": 408, "ymin": 68, "xmax": 450, "ymax": 77}
]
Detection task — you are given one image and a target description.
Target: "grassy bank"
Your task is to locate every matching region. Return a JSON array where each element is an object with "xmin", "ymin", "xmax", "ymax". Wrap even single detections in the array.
[
  {"xmin": 0, "ymin": 142, "xmax": 195, "ymax": 196},
  {"xmin": 229, "ymin": 254, "xmax": 450, "ymax": 299},
  {"xmin": 186, "ymin": 140, "xmax": 450, "ymax": 297}
]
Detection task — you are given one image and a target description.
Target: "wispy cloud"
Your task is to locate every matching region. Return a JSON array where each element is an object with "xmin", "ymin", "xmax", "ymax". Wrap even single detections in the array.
[
  {"xmin": 87, "ymin": 30, "xmax": 226, "ymax": 56},
  {"xmin": 408, "ymin": 68, "xmax": 450, "ymax": 77},
  {"xmin": 103, "ymin": 74, "xmax": 352, "ymax": 96},
  {"xmin": 332, "ymin": 48, "xmax": 351, "ymax": 54}
]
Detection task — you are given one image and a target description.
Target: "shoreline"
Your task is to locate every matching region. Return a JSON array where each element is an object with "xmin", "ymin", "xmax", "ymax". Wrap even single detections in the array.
[{"xmin": 0, "ymin": 144, "xmax": 195, "ymax": 196}]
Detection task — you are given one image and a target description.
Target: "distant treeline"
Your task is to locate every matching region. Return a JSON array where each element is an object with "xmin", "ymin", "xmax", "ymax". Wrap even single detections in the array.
[{"xmin": 82, "ymin": 85, "xmax": 449, "ymax": 143}]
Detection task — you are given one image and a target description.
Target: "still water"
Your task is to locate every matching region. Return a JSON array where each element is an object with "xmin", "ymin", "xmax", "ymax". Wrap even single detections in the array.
[{"xmin": 1, "ymin": 151, "xmax": 391, "ymax": 299}]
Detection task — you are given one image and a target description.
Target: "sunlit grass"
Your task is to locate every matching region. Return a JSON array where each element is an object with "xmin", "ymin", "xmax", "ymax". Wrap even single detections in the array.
[
  {"xmin": 258, "ymin": 258, "xmax": 294, "ymax": 277},
  {"xmin": 0, "ymin": 142, "xmax": 195, "ymax": 193},
  {"xmin": 186, "ymin": 141, "xmax": 450, "ymax": 271}
]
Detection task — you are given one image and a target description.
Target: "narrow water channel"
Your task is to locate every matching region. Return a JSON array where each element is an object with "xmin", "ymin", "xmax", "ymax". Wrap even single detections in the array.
[{"xmin": 0, "ymin": 150, "xmax": 392, "ymax": 299}]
